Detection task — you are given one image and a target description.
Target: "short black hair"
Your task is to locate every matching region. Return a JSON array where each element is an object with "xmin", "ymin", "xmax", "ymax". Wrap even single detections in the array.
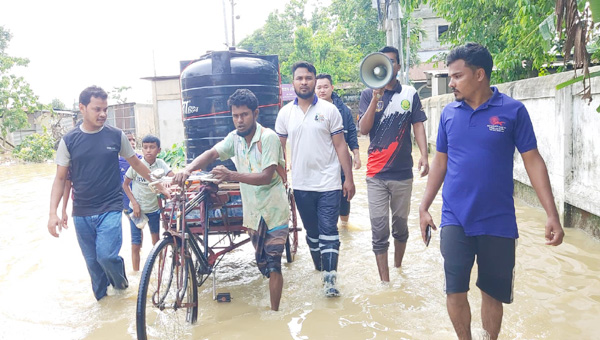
[
  {"xmin": 292, "ymin": 61, "xmax": 317, "ymax": 78},
  {"xmin": 379, "ymin": 46, "xmax": 400, "ymax": 64},
  {"xmin": 142, "ymin": 134, "xmax": 161, "ymax": 148},
  {"xmin": 227, "ymin": 89, "xmax": 259, "ymax": 112},
  {"xmin": 79, "ymin": 85, "xmax": 108, "ymax": 106},
  {"xmin": 315, "ymin": 73, "xmax": 333, "ymax": 85},
  {"xmin": 446, "ymin": 42, "xmax": 494, "ymax": 80}
]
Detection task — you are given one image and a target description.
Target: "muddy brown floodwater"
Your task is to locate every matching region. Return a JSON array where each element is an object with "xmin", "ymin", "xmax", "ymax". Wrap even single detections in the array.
[{"xmin": 1, "ymin": 137, "xmax": 599, "ymax": 339}]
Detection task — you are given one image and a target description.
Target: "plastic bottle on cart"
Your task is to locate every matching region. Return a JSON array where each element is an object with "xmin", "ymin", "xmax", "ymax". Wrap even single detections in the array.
[
  {"xmin": 211, "ymin": 208, "xmax": 223, "ymax": 218},
  {"xmin": 207, "ymin": 208, "xmax": 223, "ymax": 224},
  {"xmin": 227, "ymin": 195, "xmax": 243, "ymax": 217},
  {"xmin": 185, "ymin": 208, "xmax": 202, "ymax": 220}
]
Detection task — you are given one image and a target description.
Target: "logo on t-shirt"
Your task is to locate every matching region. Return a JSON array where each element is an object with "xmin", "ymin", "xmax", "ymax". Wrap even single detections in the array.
[
  {"xmin": 135, "ymin": 176, "xmax": 148, "ymax": 185},
  {"xmin": 487, "ymin": 116, "xmax": 507, "ymax": 132},
  {"xmin": 401, "ymin": 99, "xmax": 411, "ymax": 111},
  {"xmin": 314, "ymin": 113, "xmax": 325, "ymax": 122}
]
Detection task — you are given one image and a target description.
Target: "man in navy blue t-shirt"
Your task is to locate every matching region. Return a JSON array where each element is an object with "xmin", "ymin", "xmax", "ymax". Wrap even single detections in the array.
[
  {"xmin": 47, "ymin": 86, "xmax": 167, "ymax": 301},
  {"xmin": 419, "ymin": 43, "xmax": 564, "ymax": 339}
]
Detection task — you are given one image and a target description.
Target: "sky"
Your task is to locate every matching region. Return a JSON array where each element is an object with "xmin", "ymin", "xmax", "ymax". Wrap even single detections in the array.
[{"xmin": 0, "ymin": 0, "xmax": 324, "ymax": 108}]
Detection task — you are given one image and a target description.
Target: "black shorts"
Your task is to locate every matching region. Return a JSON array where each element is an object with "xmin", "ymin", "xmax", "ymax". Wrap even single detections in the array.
[{"xmin": 440, "ymin": 225, "xmax": 516, "ymax": 304}]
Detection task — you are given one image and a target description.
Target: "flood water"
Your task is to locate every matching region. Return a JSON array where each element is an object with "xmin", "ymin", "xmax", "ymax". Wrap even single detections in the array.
[{"xmin": 1, "ymin": 136, "xmax": 600, "ymax": 339}]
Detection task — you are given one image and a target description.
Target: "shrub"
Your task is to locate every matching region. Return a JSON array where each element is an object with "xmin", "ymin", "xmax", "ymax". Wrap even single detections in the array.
[
  {"xmin": 12, "ymin": 132, "xmax": 56, "ymax": 162},
  {"xmin": 158, "ymin": 142, "xmax": 186, "ymax": 169}
]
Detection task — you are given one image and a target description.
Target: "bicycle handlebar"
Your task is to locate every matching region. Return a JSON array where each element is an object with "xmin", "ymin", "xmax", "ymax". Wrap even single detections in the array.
[{"xmin": 148, "ymin": 173, "xmax": 220, "ymax": 190}]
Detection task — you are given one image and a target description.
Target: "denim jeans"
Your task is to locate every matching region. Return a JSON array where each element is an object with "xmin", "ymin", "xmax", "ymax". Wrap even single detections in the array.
[
  {"xmin": 73, "ymin": 210, "xmax": 128, "ymax": 300},
  {"xmin": 294, "ymin": 190, "xmax": 341, "ymax": 272}
]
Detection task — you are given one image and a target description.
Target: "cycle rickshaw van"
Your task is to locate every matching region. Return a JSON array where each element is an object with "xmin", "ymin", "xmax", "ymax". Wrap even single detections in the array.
[{"xmin": 136, "ymin": 49, "xmax": 300, "ymax": 340}]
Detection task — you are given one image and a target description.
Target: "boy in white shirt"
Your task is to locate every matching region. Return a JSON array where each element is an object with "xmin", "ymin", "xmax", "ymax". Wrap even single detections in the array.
[{"xmin": 123, "ymin": 135, "xmax": 173, "ymax": 271}]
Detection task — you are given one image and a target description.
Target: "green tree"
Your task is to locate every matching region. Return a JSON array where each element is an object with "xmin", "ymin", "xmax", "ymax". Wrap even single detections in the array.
[
  {"xmin": 281, "ymin": 25, "xmax": 362, "ymax": 83},
  {"xmin": 158, "ymin": 142, "xmax": 186, "ymax": 169},
  {"xmin": 428, "ymin": 0, "xmax": 557, "ymax": 82},
  {"xmin": 328, "ymin": 0, "xmax": 386, "ymax": 58},
  {"xmin": 238, "ymin": 0, "xmax": 308, "ymax": 82},
  {"xmin": 110, "ymin": 86, "xmax": 132, "ymax": 104},
  {"xmin": 51, "ymin": 98, "xmax": 66, "ymax": 110},
  {"xmin": 0, "ymin": 26, "xmax": 41, "ymax": 148},
  {"xmin": 239, "ymin": 0, "xmax": 389, "ymax": 83},
  {"xmin": 554, "ymin": 0, "xmax": 599, "ymax": 111}
]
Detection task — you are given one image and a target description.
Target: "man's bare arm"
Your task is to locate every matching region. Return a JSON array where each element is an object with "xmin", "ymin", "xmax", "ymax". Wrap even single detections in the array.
[
  {"xmin": 332, "ymin": 133, "xmax": 355, "ymax": 200},
  {"xmin": 122, "ymin": 176, "xmax": 141, "ymax": 217},
  {"xmin": 352, "ymin": 148, "xmax": 361, "ymax": 169},
  {"xmin": 48, "ymin": 165, "xmax": 69, "ymax": 237},
  {"xmin": 413, "ymin": 121, "xmax": 429, "ymax": 177},
  {"xmin": 173, "ymin": 148, "xmax": 220, "ymax": 186},
  {"xmin": 521, "ymin": 149, "xmax": 564, "ymax": 246},
  {"xmin": 278, "ymin": 137, "xmax": 287, "ymax": 157},
  {"xmin": 211, "ymin": 164, "xmax": 277, "ymax": 186},
  {"xmin": 127, "ymin": 156, "xmax": 151, "ymax": 181},
  {"xmin": 61, "ymin": 179, "xmax": 72, "ymax": 228},
  {"xmin": 359, "ymin": 89, "xmax": 383, "ymax": 135},
  {"xmin": 127, "ymin": 155, "xmax": 170, "ymax": 197},
  {"xmin": 419, "ymin": 151, "xmax": 448, "ymax": 243}
]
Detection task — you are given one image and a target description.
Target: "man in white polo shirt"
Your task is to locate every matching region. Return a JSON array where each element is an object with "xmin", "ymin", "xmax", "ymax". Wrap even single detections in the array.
[{"xmin": 275, "ymin": 61, "xmax": 355, "ymax": 297}]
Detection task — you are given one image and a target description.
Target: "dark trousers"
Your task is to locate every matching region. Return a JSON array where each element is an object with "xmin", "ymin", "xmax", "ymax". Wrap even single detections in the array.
[{"xmin": 293, "ymin": 190, "xmax": 341, "ymax": 272}]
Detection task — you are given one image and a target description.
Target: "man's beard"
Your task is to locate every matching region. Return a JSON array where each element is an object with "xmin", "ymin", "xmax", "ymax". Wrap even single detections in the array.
[
  {"xmin": 452, "ymin": 91, "xmax": 464, "ymax": 101},
  {"xmin": 236, "ymin": 123, "xmax": 256, "ymax": 137},
  {"xmin": 295, "ymin": 88, "xmax": 315, "ymax": 100}
]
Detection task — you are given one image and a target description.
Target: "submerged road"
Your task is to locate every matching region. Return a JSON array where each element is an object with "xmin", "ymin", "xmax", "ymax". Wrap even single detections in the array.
[{"xmin": 1, "ymin": 138, "xmax": 599, "ymax": 339}]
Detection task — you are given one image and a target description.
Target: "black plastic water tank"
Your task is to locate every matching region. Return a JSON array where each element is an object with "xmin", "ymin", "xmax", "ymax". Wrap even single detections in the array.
[{"xmin": 180, "ymin": 50, "xmax": 280, "ymax": 169}]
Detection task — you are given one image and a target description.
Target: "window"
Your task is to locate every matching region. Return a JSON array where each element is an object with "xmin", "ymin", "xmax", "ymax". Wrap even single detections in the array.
[
  {"xmin": 107, "ymin": 103, "xmax": 135, "ymax": 134},
  {"xmin": 437, "ymin": 25, "xmax": 449, "ymax": 41}
]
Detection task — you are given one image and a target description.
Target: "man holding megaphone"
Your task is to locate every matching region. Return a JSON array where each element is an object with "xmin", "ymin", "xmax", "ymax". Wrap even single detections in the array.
[{"xmin": 358, "ymin": 46, "xmax": 429, "ymax": 283}]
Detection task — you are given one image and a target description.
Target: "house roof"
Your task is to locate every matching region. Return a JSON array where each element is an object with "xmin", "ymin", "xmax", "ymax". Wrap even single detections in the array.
[
  {"xmin": 409, "ymin": 62, "xmax": 447, "ymax": 81},
  {"xmin": 141, "ymin": 75, "xmax": 180, "ymax": 81}
]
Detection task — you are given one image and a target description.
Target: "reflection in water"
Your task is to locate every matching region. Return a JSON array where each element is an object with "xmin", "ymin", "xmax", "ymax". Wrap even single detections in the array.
[{"xmin": 1, "ymin": 138, "xmax": 600, "ymax": 339}]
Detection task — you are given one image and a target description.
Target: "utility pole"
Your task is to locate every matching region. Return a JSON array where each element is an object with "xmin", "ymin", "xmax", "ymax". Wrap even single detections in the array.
[
  {"xmin": 222, "ymin": 0, "xmax": 230, "ymax": 47},
  {"xmin": 231, "ymin": 0, "xmax": 236, "ymax": 47},
  {"xmin": 405, "ymin": 20, "xmax": 410, "ymax": 84},
  {"xmin": 389, "ymin": 0, "xmax": 405, "ymax": 83}
]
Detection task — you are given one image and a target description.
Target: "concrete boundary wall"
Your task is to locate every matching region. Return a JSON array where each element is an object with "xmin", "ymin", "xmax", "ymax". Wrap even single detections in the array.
[{"xmin": 421, "ymin": 66, "xmax": 600, "ymax": 236}]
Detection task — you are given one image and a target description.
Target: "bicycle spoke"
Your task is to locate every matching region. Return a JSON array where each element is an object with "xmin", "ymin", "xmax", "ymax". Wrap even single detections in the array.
[{"xmin": 137, "ymin": 238, "xmax": 198, "ymax": 340}]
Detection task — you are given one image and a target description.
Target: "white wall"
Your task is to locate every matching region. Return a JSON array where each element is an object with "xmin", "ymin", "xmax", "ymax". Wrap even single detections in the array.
[
  {"xmin": 134, "ymin": 103, "xmax": 155, "ymax": 139},
  {"xmin": 148, "ymin": 77, "xmax": 184, "ymax": 149},
  {"xmin": 412, "ymin": 4, "xmax": 450, "ymax": 62},
  {"xmin": 421, "ymin": 66, "xmax": 600, "ymax": 227},
  {"xmin": 157, "ymin": 100, "xmax": 184, "ymax": 149}
]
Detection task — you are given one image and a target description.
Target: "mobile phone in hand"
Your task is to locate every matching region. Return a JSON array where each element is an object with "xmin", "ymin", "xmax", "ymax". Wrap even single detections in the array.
[{"xmin": 425, "ymin": 224, "xmax": 432, "ymax": 247}]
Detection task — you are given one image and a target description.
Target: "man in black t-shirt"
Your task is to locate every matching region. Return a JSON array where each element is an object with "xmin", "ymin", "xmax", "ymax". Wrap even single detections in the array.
[
  {"xmin": 47, "ymin": 86, "xmax": 166, "ymax": 300},
  {"xmin": 358, "ymin": 46, "xmax": 429, "ymax": 283}
]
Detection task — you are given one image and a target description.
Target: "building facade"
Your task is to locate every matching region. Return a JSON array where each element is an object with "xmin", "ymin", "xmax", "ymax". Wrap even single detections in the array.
[{"xmin": 142, "ymin": 75, "xmax": 184, "ymax": 149}]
